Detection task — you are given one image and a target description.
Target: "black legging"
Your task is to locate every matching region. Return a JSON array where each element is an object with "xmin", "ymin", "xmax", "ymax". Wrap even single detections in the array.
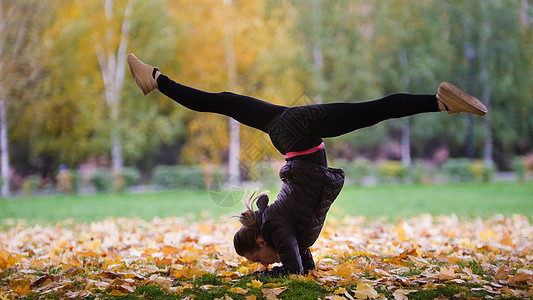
[{"xmin": 157, "ymin": 74, "xmax": 439, "ymax": 161}]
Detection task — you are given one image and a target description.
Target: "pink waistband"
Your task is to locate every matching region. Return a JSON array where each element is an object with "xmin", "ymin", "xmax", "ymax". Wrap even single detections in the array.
[{"xmin": 285, "ymin": 142, "xmax": 325, "ymax": 159}]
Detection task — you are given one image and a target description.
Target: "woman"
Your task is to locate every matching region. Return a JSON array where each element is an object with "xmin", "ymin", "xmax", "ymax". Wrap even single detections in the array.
[{"xmin": 127, "ymin": 53, "xmax": 487, "ymax": 276}]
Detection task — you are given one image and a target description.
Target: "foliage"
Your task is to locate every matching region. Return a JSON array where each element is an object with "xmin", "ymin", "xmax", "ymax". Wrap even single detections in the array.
[
  {"xmin": 90, "ymin": 169, "xmax": 114, "ymax": 193},
  {"xmin": 21, "ymin": 175, "xmax": 40, "ymax": 197},
  {"xmin": 1, "ymin": 215, "xmax": 532, "ymax": 298},
  {"xmin": 377, "ymin": 160, "xmax": 406, "ymax": 183},
  {"xmin": 120, "ymin": 167, "xmax": 141, "ymax": 187},
  {"xmin": 513, "ymin": 157, "xmax": 526, "ymax": 182},
  {"xmin": 0, "ymin": 0, "xmax": 532, "ymax": 180},
  {"xmin": 56, "ymin": 169, "xmax": 81, "ymax": 195},
  {"xmin": 152, "ymin": 165, "xmax": 206, "ymax": 190},
  {"xmin": 441, "ymin": 158, "xmax": 495, "ymax": 183},
  {"xmin": 469, "ymin": 160, "xmax": 495, "ymax": 183},
  {"xmin": 441, "ymin": 158, "xmax": 474, "ymax": 182}
]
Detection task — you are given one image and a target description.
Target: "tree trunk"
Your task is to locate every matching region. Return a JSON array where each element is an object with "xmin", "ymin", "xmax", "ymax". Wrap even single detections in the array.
[
  {"xmin": 482, "ymin": 86, "xmax": 492, "ymax": 166},
  {"xmin": 0, "ymin": 0, "xmax": 9, "ymax": 197},
  {"xmin": 480, "ymin": 2, "xmax": 493, "ymax": 166},
  {"xmin": 311, "ymin": 0, "xmax": 324, "ymax": 104},
  {"xmin": 0, "ymin": 93, "xmax": 8, "ymax": 197},
  {"xmin": 464, "ymin": 43, "xmax": 476, "ymax": 160},
  {"xmin": 399, "ymin": 49, "xmax": 411, "ymax": 166},
  {"xmin": 95, "ymin": 0, "xmax": 133, "ymax": 173},
  {"xmin": 224, "ymin": 0, "xmax": 240, "ymax": 185}
]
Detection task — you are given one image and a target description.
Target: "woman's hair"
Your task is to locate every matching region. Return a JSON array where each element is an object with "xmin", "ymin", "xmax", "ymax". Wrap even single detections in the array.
[{"xmin": 233, "ymin": 190, "xmax": 268, "ymax": 256}]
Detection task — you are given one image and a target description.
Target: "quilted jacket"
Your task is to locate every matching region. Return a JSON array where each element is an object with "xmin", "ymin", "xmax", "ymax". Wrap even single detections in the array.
[{"xmin": 255, "ymin": 159, "xmax": 345, "ymax": 275}]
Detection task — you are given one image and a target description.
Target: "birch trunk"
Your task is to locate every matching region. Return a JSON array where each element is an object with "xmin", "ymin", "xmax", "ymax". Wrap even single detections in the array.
[
  {"xmin": 311, "ymin": 0, "xmax": 324, "ymax": 104},
  {"xmin": 0, "ymin": 92, "xmax": 8, "ymax": 197},
  {"xmin": 95, "ymin": 0, "xmax": 133, "ymax": 173},
  {"xmin": 224, "ymin": 0, "xmax": 240, "ymax": 185},
  {"xmin": 399, "ymin": 49, "xmax": 411, "ymax": 166},
  {"xmin": 0, "ymin": 0, "xmax": 9, "ymax": 197},
  {"xmin": 480, "ymin": 2, "xmax": 493, "ymax": 166}
]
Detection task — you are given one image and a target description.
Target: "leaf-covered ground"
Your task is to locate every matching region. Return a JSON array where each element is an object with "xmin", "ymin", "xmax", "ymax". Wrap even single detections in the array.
[{"xmin": 1, "ymin": 214, "xmax": 532, "ymax": 299}]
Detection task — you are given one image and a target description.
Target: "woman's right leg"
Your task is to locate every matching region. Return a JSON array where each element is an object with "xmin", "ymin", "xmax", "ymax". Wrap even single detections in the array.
[{"xmin": 157, "ymin": 74, "xmax": 287, "ymax": 133}]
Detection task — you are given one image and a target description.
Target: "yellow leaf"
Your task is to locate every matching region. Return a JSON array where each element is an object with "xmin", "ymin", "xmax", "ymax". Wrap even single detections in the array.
[
  {"xmin": 336, "ymin": 264, "xmax": 353, "ymax": 279},
  {"xmin": 393, "ymin": 222, "xmax": 406, "ymax": 242},
  {"xmin": 334, "ymin": 287, "xmax": 347, "ymax": 294},
  {"xmin": 246, "ymin": 279, "xmax": 263, "ymax": 289},
  {"xmin": 352, "ymin": 282, "xmax": 379, "ymax": 299},
  {"xmin": 228, "ymin": 287, "xmax": 248, "ymax": 294},
  {"xmin": 238, "ymin": 266, "xmax": 249, "ymax": 274},
  {"xmin": 245, "ymin": 296, "xmax": 257, "ymax": 300},
  {"xmin": 221, "ymin": 271, "xmax": 239, "ymax": 278}
]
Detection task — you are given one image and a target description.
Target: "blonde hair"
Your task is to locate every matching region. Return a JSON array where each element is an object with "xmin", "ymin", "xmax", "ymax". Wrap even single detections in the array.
[{"xmin": 233, "ymin": 189, "xmax": 269, "ymax": 256}]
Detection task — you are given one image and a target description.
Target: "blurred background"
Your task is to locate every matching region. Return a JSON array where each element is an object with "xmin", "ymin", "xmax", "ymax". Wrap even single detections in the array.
[{"xmin": 0, "ymin": 0, "xmax": 532, "ymax": 197}]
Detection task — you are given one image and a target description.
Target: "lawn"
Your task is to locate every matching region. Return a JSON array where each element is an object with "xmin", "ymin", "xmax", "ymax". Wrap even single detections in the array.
[
  {"xmin": 1, "ymin": 181, "xmax": 532, "ymax": 299},
  {"xmin": 1, "ymin": 181, "xmax": 531, "ymax": 225}
]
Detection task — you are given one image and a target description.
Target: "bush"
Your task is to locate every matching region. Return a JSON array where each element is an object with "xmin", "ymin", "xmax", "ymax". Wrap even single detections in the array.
[
  {"xmin": 442, "ymin": 158, "xmax": 473, "ymax": 182},
  {"xmin": 57, "ymin": 169, "xmax": 81, "ymax": 195},
  {"xmin": 513, "ymin": 157, "xmax": 526, "ymax": 181},
  {"xmin": 120, "ymin": 167, "xmax": 141, "ymax": 187},
  {"xmin": 90, "ymin": 169, "xmax": 113, "ymax": 193},
  {"xmin": 348, "ymin": 159, "xmax": 373, "ymax": 185},
  {"xmin": 442, "ymin": 159, "xmax": 495, "ymax": 183},
  {"xmin": 152, "ymin": 165, "xmax": 205, "ymax": 190},
  {"xmin": 405, "ymin": 161, "xmax": 426, "ymax": 184},
  {"xmin": 22, "ymin": 175, "xmax": 40, "ymax": 197},
  {"xmin": 377, "ymin": 160, "xmax": 406, "ymax": 183}
]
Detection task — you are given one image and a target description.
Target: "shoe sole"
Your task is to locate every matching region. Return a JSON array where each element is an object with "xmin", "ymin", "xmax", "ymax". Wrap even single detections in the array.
[
  {"xmin": 127, "ymin": 54, "xmax": 155, "ymax": 95},
  {"xmin": 438, "ymin": 82, "xmax": 488, "ymax": 116}
]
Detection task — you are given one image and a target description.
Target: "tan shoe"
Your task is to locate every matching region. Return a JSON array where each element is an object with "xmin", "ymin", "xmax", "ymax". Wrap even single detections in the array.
[
  {"xmin": 127, "ymin": 53, "xmax": 158, "ymax": 95},
  {"xmin": 437, "ymin": 82, "xmax": 488, "ymax": 116}
]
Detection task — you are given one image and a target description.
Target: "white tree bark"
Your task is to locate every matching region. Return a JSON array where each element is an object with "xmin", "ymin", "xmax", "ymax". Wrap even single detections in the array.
[
  {"xmin": 95, "ymin": 0, "xmax": 133, "ymax": 173},
  {"xmin": 0, "ymin": 92, "xmax": 8, "ymax": 197},
  {"xmin": 311, "ymin": 0, "xmax": 324, "ymax": 104},
  {"xmin": 0, "ymin": 0, "xmax": 10, "ymax": 197},
  {"xmin": 224, "ymin": 0, "xmax": 240, "ymax": 186},
  {"xmin": 399, "ymin": 49, "xmax": 411, "ymax": 166}
]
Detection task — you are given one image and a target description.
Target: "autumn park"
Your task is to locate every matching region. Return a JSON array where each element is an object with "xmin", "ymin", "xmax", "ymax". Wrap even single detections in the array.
[{"xmin": 1, "ymin": 0, "xmax": 532, "ymax": 299}]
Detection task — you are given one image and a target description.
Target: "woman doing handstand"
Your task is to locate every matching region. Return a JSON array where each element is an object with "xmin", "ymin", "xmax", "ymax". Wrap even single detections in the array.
[{"xmin": 127, "ymin": 53, "xmax": 487, "ymax": 276}]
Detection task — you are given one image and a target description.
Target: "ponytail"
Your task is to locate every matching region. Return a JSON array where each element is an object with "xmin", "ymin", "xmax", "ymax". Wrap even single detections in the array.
[{"xmin": 233, "ymin": 190, "xmax": 269, "ymax": 256}]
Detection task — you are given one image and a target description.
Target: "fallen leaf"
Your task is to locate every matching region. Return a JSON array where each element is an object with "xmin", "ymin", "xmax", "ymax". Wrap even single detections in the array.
[
  {"xmin": 393, "ymin": 289, "xmax": 417, "ymax": 300},
  {"xmin": 247, "ymin": 279, "xmax": 263, "ymax": 289},
  {"xmin": 437, "ymin": 267, "xmax": 456, "ymax": 280},
  {"xmin": 262, "ymin": 287, "xmax": 287, "ymax": 299},
  {"xmin": 352, "ymin": 282, "xmax": 379, "ymax": 299},
  {"xmin": 228, "ymin": 287, "xmax": 248, "ymax": 294}
]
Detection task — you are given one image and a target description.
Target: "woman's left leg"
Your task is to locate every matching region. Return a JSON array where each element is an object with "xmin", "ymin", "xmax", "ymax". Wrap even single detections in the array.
[{"xmin": 299, "ymin": 93, "xmax": 439, "ymax": 139}]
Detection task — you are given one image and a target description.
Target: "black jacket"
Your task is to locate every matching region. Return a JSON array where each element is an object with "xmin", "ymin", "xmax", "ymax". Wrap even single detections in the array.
[{"xmin": 256, "ymin": 160, "xmax": 345, "ymax": 275}]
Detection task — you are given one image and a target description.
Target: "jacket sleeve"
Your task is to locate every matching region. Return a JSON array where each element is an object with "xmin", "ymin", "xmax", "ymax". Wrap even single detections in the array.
[{"xmin": 263, "ymin": 219, "xmax": 304, "ymax": 275}]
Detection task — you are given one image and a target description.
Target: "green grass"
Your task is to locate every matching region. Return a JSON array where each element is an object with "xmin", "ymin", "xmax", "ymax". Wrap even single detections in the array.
[
  {"xmin": 332, "ymin": 181, "xmax": 533, "ymax": 220},
  {"xmin": 0, "ymin": 181, "xmax": 531, "ymax": 225}
]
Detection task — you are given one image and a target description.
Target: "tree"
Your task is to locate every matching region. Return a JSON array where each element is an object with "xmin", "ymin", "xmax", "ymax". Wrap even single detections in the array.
[
  {"xmin": 94, "ymin": 0, "xmax": 133, "ymax": 173},
  {"xmin": 0, "ymin": 0, "xmax": 51, "ymax": 196},
  {"xmin": 444, "ymin": 0, "xmax": 533, "ymax": 167},
  {"xmin": 168, "ymin": 0, "xmax": 301, "ymax": 181}
]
